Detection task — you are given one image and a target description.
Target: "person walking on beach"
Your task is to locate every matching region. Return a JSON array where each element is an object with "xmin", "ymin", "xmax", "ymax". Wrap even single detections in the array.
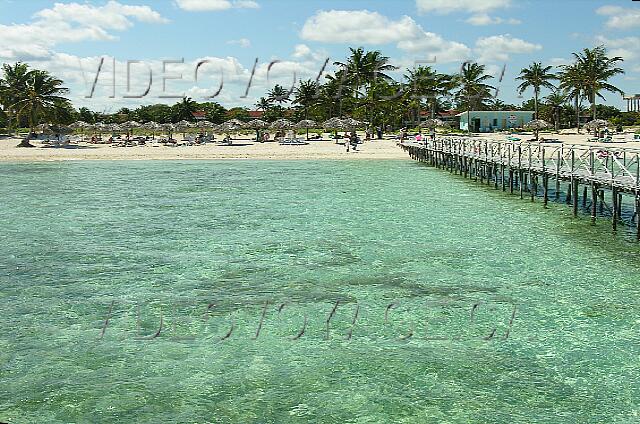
[{"xmin": 350, "ymin": 131, "xmax": 358, "ymax": 151}]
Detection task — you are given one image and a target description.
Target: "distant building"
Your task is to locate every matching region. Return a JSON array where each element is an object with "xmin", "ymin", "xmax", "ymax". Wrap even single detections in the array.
[
  {"xmin": 457, "ymin": 110, "xmax": 535, "ymax": 132},
  {"xmin": 418, "ymin": 110, "xmax": 460, "ymax": 127},
  {"xmin": 623, "ymin": 94, "xmax": 640, "ymax": 112}
]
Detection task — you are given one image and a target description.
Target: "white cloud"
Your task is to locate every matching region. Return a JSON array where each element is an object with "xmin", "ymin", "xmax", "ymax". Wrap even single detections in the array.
[
  {"xmin": 417, "ymin": 0, "xmax": 511, "ymax": 14},
  {"xmin": 35, "ymin": 1, "xmax": 168, "ymax": 29},
  {"xmin": 292, "ymin": 44, "xmax": 312, "ymax": 58},
  {"xmin": 0, "ymin": 1, "xmax": 167, "ymax": 60},
  {"xmin": 175, "ymin": 0, "xmax": 259, "ymax": 12},
  {"xmin": 227, "ymin": 38, "xmax": 251, "ymax": 48},
  {"xmin": 0, "ymin": 47, "xmax": 330, "ymax": 111},
  {"xmin": 596, "ymin": 5, "xmax": 640, "ymax": 30},
  {"xmin": 300, "ymin": 10, "xmax": 470, "ymax": 63},
  {"xmin": 466, "ymin": 13, "xmax": 520, "ymax": 26},
  {"xmin": 594, "ymin": 35, "xmax": 640, "ymax": 61},
  {"xmin": 549, "ymin": 57, "xmax": 570, "ymax": 66},
  {"xmin": 475, "ymin": 35, "xmax": 542, "ymax": 62}
]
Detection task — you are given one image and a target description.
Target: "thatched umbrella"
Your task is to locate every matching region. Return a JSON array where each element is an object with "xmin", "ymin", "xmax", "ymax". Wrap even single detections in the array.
[
  {"xmin": 160, "ymin": 123, "xmax": 175, "ymax": 140},
  {"xmin": 36, "ymin": 123, "xmax": 51, "ymax": 134},
  {"xmin": 296, "ymin": 119, "xmax": 317, "ymax": 140},
  {"xmin": 423, "ymin": 118, "xmax": 444, "ymax": 128},
  {"xmin": 524, "ymin": 119, "xmax": 550, "ymax": 130},
  {"xmin": 244, "ymin": 119, "xmax": 269, "ymax": 142},
  {"xmin": 322, "ymin": 118, "xmax": 346, "ymax": 142},
  {"xmin": 69, "ymin": 121, "xmax": 92, "ymax": 141},
  {"xmin": 525, "ymin": 119, "xmax": 551, "ymax": 141},
  {"xmin": 585, "ymin": 119, "xmax": 609, "ymax": 137},
  {"xmin": 175, "ymin": 120, "xmax": 194, "ymax": 138},
  {"xmin": 270, "ymin": 119, "xmax": 295, "ymax": 141},
  {"xmin": 219, "ymin": 119, "xmax": 244, "ymax": 132},
  {"xmin": 322, "ymin": 117, "xmax": 344, "ymax": 129},
  {"xmin": 270, "ymin": 119, "xmax": 294, "ymax": 130},
  {"xmin": 342, "ymin": 118, "xmax": 363, "ymax": 129},
  {"xmin": 218, "ymin": 119, "xmax": 245, "ymax": 143},
  {"xmin": 122, "ymin": 120, "xmax": 141, "ymax": 140},
  {"xmin": 198, "ymin": 120, "xmax": 214, "ymax": 129},
  {"xmin": 142, "ymin": 121, "xmax": 160, "ymax": 139}
]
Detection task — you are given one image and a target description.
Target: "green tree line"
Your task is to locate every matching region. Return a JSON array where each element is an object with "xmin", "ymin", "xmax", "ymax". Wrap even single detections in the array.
[{"xmin": 2, "ymin": 44, "xmax": 638, "ymax": 142}]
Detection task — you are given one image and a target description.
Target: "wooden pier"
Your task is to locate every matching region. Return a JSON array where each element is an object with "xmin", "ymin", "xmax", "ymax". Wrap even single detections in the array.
[{"xmin": 401, "ymin": 138, "xmax": 640, "ymax": 238}]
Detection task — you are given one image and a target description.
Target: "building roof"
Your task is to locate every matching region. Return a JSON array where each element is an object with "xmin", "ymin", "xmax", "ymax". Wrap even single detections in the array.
[
  {"xmin": 455, "ymin": 110, "xmax": 534, "ymax": 117},
  {"xmin": 419, "ymin": 110, "xmax": 459, "ymax": 117}
]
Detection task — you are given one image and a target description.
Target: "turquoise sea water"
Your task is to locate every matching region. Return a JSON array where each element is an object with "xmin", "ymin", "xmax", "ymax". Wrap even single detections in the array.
[{"xmin": 0, "ymin": 159, "xmax": 639, "ymax": 423}]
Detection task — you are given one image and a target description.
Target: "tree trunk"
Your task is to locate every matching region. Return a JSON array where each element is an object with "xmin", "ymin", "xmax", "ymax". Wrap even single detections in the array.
[
  {"xmin": 575, "ymin": 95, "xmax": 581, "ymax": 134},
  {"xmin": 592, "ymin": 90, "xmax": 597, "ymax": 137},
  {"xmin": 534, "ymin": 88, "xmax": 539, "ymax": 141}
]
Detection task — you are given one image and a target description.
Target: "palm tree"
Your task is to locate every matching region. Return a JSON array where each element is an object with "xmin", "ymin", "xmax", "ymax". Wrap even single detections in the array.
[
  {"xmin": 255, "ymin": 97, "xmax": 271, "ymax": 112},
  {"xmin": 516, "ymin": 62, "xmax": 556, "ymax": 139},
  {"xmin": 293, "ymin": 80, "xmax": 319, "ymax": 139},
  {"xmin": 333, "ymin": 47, "xmax": 368, "ymax": 102},
  {"xmin": 334, "ymin": 48, "xmax": 397, "ymax": 130},
  {"xmin": 267, "ymin": 84, "xmax": 290, "ymax": 106},
  {"xmin": 171, "ymin": 97, "xmax": 197, "ymax": 122},
  {"xmin": 455, "ymin": 62, "xmax": 495, "ymax": 133},
  {"xmin": 571, "ymin": 45, "xmax": 624, "ymax": 122},
  {"xmin": 516, "ymin": 63, "xmax": 556, "ymax": 120},
  {"xmin": 559, "ymin": 63, "xmax": 588, "ymax": 133},
  {"xmin": 545, "ymin": 89, "xmax": 568, "ymax": 131},
  {"xmin": 404, "ymin": 66, "xmax": 452, "ymax": 124},
  {"xmin": 0, "ymin": 62, "xmax": 30, "ymax": 135},
  {"xmin": 13, "ymin": 69, "xmax": 69, "ymax": 146}
]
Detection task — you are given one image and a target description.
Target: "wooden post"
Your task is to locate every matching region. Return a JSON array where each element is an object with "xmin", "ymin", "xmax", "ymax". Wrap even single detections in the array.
[
  {"xmin": 582, "ymin": 186, "xmax": 588, "ymax": 208},
  {"xmin": 591, "ymin": 183, "xmax": 597, "ymax": 224},
  {"xmin": 636, "ymin": 194, "xmax": 640, "ymax": 239},
  {"xmin": 531, "ymin": 172, "xmax": 536, "ymax": 202},
  {"xmin": 501, "ymin": 164, "xmax": 506, "ymax": 192},
  {"xmin": 555, "ymin": 149, "xmax": 561, "ymax": 200},
  {"xmin": 519, "ymin": 170, "xmax": 524, "ymax": 199},
  {"xmin": 598, "ymin": 190, "xmax": 605, "ymax": 214},
  {"xmin": 543, "ymin": 174, "xmax": 549, "ymax": 208},
  {"xmin": 509, "ymin": 169, "xmax": 514, "ymax": 194},
  {"xmin": 612, "ymin": 187, "xmax": 618, "ymax": 231},
  {"xmin": 618, "ymin": 193, "xmax": 623, "ymax": 218},
  {"xmin": 572, "ymin": 180, "xmax": 579, "ymax": 217}
]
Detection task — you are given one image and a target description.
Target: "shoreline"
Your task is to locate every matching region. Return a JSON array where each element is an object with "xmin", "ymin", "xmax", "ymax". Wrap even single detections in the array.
[
  {"xmin": 1, "ymin": 132, "xmax": 639, "ymax": 162},
  {"xmin": 0, "ymin": 137, "xmax": 410, "ymax": 162}
]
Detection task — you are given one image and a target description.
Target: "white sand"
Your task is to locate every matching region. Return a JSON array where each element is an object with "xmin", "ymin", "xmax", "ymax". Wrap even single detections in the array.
[
  {"xmin": 0, "ymin": 137, "xmax": 408, "ymax": 161},
  {"xmin": 1, "ymin": 131, "xmax": 638, "ymax": 162}
]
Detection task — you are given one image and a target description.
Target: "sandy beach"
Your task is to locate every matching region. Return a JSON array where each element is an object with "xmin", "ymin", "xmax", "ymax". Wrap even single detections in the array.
[
  {"xmin": 0, "ymin": 136, "xmax": 409, "ymax": 161},
  {"xmin": 1, "ymin": 132, "xmax": 638, "ymax": 162}
]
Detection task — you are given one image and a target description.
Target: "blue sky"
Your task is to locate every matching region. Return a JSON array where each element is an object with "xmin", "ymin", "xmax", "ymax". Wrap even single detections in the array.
[{"xmin": 0, "ymin": 0, "xmax": 638, "ymax": 112}]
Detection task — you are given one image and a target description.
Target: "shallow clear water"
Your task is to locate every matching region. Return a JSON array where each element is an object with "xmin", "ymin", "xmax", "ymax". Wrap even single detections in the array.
[{"xmin": 0, "ymin": 160, "xmax": 639, "ymax": 423}]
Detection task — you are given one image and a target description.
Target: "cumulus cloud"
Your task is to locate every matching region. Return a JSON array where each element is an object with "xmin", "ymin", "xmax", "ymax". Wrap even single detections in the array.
[
  {"xmin": 474, "ymin": 34, "xmax": 542, "ymax": 62},
  {"xmin": 596, "ymin": 5, "xmax": 640, "ymax": 30},
  {"xmin": 300, "ymin": 10, "xmax": 470, "ymax": 63},
  {"xmin": 416, "ymin": 0, "xmax": 511, "ymax": 14},
  {"xmin": 465, "ymin": 14, "xmax": 520, "ymax": 26},
  {"xmin": 0, "ymin": 1, "xmax": 167, "ymax": 60},
  {"xmin": 175, "ymin": 0, "xmax": 259, "ymax": 12},
  {"xmin": 1, "ymin": 47, "xmax": 329, "ymax": 111},
  {"xmin": 594, "ymin": 35, "xmax": 640, "ymax": 61},
  {"xmin": 549, "ymin": 57, "xmax": 570, "ymax": 66},
  {"xmin": 227, "ymin": 38, "xmax": 251, "ymax": 48}
]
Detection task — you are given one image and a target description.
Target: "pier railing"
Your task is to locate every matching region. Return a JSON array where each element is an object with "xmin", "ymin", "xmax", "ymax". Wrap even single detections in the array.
[
  {"xmin": 407, "ymin": 139, "xmax": 640, "ymax": 191},
  {"xmin": 401, "ymin": 138, "xmax": 640, "ymax": 237}
]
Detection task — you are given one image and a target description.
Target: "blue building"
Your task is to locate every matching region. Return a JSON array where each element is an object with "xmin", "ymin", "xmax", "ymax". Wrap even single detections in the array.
[{"xmin": 457, "ymin": 111, "xmax": 535, "ymax": 132}]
